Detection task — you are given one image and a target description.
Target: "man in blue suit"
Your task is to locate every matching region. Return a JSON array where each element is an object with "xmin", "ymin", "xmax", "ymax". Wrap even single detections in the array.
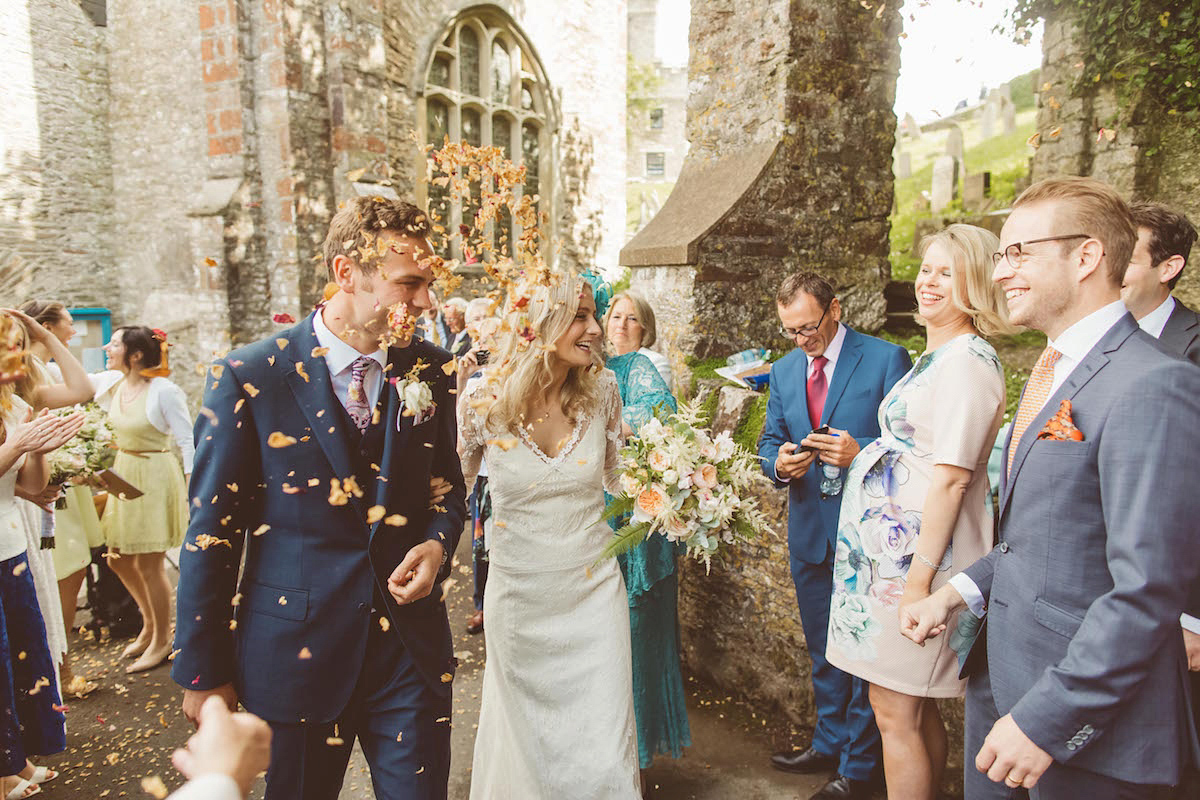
[
  {"xmin": 760, "ymin": 272, "xmax": 911, "ymax": 800},
  {"xmin": 172, "ymin": 196, "xmax": 466, "ymax": 799}
]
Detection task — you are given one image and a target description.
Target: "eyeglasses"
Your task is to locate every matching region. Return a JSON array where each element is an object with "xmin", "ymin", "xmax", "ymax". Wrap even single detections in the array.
[
  {"xmin": 779, "ymin": 302, "xmax": 830, "ymax": 340},
  {"xmin": 991, "ymin": 234, "xmax": 1092, "ymax": 270}
]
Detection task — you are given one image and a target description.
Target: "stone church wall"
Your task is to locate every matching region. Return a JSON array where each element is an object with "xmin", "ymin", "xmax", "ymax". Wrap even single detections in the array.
[{"xmin": 1, "ymin": 0, "xmax": 626, "ymax": 402}]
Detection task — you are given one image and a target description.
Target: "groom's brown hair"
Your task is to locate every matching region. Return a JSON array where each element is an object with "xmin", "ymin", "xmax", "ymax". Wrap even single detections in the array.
[{"xmin": 323, "ymin": 196, "xmax": 431, "ymax": 279}]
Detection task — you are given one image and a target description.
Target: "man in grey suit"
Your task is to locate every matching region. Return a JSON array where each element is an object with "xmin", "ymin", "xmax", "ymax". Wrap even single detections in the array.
[
  {"xmin": 901, "ymin": 177, "xmax": 1200, "ymax": 798},
  {"xmin": 1122, "ymin": 201, "xmax": 1200, "ymax": 365}
]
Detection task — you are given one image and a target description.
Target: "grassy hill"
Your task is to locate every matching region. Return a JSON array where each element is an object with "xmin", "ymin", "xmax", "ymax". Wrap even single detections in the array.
[{"xmin": 890, "ymin": 109, "xmax": 1039, "ymax": 281}]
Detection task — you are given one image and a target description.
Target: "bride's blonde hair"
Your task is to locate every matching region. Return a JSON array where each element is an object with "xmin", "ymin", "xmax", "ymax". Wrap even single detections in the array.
[{"xmin": 482, "ymin": 271, "xmax": 602, "ymax": 434}]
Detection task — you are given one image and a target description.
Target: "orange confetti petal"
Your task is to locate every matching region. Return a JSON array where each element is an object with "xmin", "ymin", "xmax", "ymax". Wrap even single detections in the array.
[
  {"xmin": 243, "ymin": 382, "xmax": 260, "ymax": 398},
  {"xmin": 268, "ymin": 432, "xmax": 298, "ymax": 448}
]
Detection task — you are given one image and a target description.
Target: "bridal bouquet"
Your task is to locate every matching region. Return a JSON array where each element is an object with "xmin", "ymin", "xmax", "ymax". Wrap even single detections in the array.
[
  {"xmin": 603, "ymin": 403, "xmax": 770, "ymax": 571},
  {"xmin": 47, "ymin": 403, "xmax": 116, "ymax": 485}
]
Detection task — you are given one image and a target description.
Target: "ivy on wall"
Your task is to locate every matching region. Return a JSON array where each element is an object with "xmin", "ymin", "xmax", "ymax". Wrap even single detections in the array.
[{"xmin": 1006, "ymin": 0, "xmax": 1199, "ymax": 117}]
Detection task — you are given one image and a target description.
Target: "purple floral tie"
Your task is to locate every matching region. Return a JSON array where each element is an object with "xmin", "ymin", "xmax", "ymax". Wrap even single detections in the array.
[{"xmin": 346, "ymin": 356, "xmax": 373, "ymax": 433}]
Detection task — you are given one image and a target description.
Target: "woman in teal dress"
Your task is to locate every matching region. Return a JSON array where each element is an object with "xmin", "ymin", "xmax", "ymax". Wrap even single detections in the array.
[{"xmin": 604, "ymin": 289, "xmax": 692, "ymax": 774}]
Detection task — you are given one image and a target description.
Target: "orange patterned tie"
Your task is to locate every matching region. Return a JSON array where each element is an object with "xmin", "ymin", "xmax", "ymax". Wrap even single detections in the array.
[{"xmin": 1007, "ymin": 346, "xmax": 1063, "ymax": 478}]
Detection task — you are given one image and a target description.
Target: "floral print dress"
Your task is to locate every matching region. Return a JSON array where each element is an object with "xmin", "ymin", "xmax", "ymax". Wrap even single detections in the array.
[{"xmin": 825, "ymin": 334, "xmax": 1005, "ymax": 697}]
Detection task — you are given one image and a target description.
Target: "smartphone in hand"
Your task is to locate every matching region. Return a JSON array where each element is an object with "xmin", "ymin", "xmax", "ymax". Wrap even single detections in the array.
[{"xmin": 798, "ymin": 425, "xmax": 831, "ymax": 454}]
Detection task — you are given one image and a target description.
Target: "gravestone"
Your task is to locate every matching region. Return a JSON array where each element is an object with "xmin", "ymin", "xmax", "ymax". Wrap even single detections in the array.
[
  {"xmin": 902, "ymin": 112, "xmax": 922, "ymax": 140},
  {"xmin": 931, "ymin": 155, "xmax": 959, "ymax": 213},
  {"xmin": 944, "ymin": 124, "xmax": 965, "ymax": 165},
  {"xmin": 963, "ymin": 171, "xmax": 992, "ymax": 211},
  {"xmin": 981, "ymin": 99, "xmax": 996, "ymax": 140},
  {"xmin": 896, "ymin": 151, "xmax": 912, "ymax": 179},
  {"xmin": 1002, "ymin": 99, "xmax": 1017, "ymax": 135}
]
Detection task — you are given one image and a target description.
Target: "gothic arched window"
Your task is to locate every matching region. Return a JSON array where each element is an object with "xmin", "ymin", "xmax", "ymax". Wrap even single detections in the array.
[{"xmin": 418, "ymin": 9, "xmax": 553, "ymax": 265}]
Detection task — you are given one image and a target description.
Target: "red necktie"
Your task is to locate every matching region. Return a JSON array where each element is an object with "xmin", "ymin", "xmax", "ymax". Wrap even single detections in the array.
[{"xmin": 807, "ymin": 355, "xmax": 829, "ymax": 426}]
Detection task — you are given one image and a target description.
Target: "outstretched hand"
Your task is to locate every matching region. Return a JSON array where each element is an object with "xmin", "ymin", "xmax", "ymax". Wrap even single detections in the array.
[
  {"xmin": 173, "ymin": 694, "xmax": 271, "ymax": 796},
  {"xmin": 8, "ymin": 409, "xmax": 84, "ymax": 455}
]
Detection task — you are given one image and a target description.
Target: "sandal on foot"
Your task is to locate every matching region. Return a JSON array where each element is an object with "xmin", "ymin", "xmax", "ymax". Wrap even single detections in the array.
[
  {"xmin": 24, "ymin": 767, "xmax": 55, "ymax": 785},
  {"xmin": 4, "ymin": 778, "xmax": 40, "ymax": 800}
]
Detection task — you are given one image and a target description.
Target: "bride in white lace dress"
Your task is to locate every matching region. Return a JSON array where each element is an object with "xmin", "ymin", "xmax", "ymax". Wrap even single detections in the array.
[{"xmin": 458, "ymin": 273, "xmax": 641, "ymax": 799}]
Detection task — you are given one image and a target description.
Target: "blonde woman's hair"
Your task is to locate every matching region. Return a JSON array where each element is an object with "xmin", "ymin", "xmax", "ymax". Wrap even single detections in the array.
[
  {"xmin": 482, "ymin": 272, "xmax": 601, "ymax": 434},
  {"xmin": 605, "ymin": 290, "xmax": 658, "ymax": 349},
  {"xmin": 919, "ymin": 223, "xmax": 1020, "ymax": 338}
]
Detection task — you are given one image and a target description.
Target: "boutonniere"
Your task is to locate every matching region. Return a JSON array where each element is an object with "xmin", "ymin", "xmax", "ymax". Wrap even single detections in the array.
[
  {"xmin": 394, "ymin": 358, "xmax": 436, "ymax": 429},
  {"xmin": 1037, "ymin": 399, "xmax": 1084, "ymax": 441}
]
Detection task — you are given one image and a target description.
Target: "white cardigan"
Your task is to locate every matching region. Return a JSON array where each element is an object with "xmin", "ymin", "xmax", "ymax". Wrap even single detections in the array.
[{"xmin": 90, "ymin": 371, "xmax": 195, "ymax": 473}]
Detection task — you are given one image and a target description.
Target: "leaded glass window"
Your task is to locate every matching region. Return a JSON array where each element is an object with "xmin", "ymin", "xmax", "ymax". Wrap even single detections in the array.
[{"xmin": 419, "ymin": 10, "xmax": 553, "ymax": 266}]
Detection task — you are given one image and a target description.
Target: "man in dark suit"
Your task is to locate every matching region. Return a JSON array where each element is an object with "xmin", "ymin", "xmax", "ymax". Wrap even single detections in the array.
[
  {"xmin": 173, "ymin": 196, "xmax": 467, "ymax": 799},
  {"xmin": 1125, "ymin": 201, "xmax": 1200, "ymax": 799},
  {"xmin": 1123, "ymin": 201, "xmax": 1200, "ymax": 365},
  {"xmin": 903, "ymin": 177, "xmax": 1200, "ymax": 798},
  {"xmin": 759, "ymin": 272, "xmax": 911, "ymax": 800}
]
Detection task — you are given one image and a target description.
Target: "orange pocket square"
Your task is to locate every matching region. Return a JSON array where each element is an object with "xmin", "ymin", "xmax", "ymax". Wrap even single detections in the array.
[{"xmin": 1037, "ymin": 399, "xmax": 1084, "ymax": 441}]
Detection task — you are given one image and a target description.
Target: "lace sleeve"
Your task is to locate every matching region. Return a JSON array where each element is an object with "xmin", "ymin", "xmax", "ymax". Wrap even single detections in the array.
[
  {"xmin": 620, "ymin": 353, "xmax": 677, "ymax": 433},
  {"xmin": 457, "ymin": 378, "xmax": 490, "ymax": 490},
  {"xmin": 601, "ymin": 370, "xmax": 624, "ymax": 495}
]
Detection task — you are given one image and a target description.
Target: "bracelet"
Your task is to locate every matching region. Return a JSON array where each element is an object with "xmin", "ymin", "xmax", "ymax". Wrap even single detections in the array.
[{"xmin": 915, "ymin": 552, "xmax": 948, "ymax": 572}]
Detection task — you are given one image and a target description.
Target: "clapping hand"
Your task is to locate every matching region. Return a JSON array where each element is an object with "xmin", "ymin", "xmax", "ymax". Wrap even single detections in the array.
[{"xmin": 9, "ymin": 409, "xmax": 85, "ymax": 455}]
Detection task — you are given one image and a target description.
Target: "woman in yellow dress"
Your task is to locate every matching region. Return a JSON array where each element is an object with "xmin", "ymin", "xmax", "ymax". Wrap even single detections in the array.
[{"xmin": 91, "ymin": 326, "xmax": 192, "ymax": 674}]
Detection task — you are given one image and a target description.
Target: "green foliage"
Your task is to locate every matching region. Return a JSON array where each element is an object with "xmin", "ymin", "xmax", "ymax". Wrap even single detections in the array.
[
  {"xmin": 1006, "ymin": 0, "xmax": 1200, "ymax": 117},
  {"xmin": 733, "ymin": 394, "xmax": 769, "ymax": 454},
  {"xmin": 1008, "ymin": 68, "xmax": 1040, "ymax": 112},
  {"xmin": 610, "ymin": 267, "xmax": 632, "ymax": 295}
]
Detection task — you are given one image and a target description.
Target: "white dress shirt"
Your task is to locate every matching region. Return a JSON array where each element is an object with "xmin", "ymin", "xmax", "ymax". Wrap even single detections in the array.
[
  {"xmin": 312, "ymin": 308, "xmax": 387, "ymax": 413},
  {"xmin": 951, "ymin": 301, "xmax": 1128, "ymax": 617},
  {"xmin": 769, "ymin": 323, "xmax": 847, "ymax": 483},
  {"xmin": 166, "ymin": 773, "xmax": 241, "ymax": 800},
  {"xmin": 1137, "ymin": 295, "xmax": 1176, "ymax": 338}
]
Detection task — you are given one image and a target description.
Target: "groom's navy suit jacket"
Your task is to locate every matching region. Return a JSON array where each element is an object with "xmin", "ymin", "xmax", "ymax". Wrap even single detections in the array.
[
  {"xmin": 967, "ymin": 315, "xmax": 1200, "ymax": 785},
  {"xmin": 172, "ymin": 314, "xmax": 466, "ymax": 724}
]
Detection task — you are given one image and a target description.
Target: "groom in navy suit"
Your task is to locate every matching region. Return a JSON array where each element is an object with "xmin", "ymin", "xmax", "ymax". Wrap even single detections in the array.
[
  {"xmin": 760, "ymin": 272, "xmax": 910, "ymax": 800},
  {"xmin": 173, "ymin": 196, "xmax": 466, "ymax": 799}
]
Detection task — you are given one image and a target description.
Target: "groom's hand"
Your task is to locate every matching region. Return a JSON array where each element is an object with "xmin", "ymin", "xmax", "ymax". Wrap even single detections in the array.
[
  {"xmin": 182, "ymin": 683, "xmax": 239, "ymax": 728},
  {"xmin": 387, "ymin": 540, "xmax": 445, "ymax": 605}
]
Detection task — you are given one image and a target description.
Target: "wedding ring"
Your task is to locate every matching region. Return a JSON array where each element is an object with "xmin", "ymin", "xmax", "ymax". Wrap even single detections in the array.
[{"xmin": 1004, "ymin": 772, "xmax": 1022, "ymax": 787}]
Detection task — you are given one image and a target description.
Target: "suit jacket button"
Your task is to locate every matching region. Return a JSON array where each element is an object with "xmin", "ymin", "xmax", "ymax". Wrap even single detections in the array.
[
  {"xmin": 1066, "ymin": 742, "xmax": 1077, "ymax": 751},
  {"xmin": 998, "ymin": 542, "xmax": 1009, "ymax": 553},
  {"xmin": 1082, "ymin": 725, "xmax": 1094, "ymax": 734}
]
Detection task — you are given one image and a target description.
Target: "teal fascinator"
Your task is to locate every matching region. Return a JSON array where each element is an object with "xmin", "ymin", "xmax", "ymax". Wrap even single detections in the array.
[{"xmin": 580, "ymin": 269, "xmax": 613, "ymax": 320}]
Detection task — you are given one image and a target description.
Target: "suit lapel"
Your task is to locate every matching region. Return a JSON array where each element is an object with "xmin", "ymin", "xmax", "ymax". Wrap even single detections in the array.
[
  {"xmin": 1160, "ymin": 301, "xmax": 1199, "ymax": 355},
  {"xmin": 285, "ymin": 316, "xmax": 365, "ymax": 519},
  {"xmin": 999, "ymin": 316, "xmax": 1138, "ymax": 519},
  {"xmin": 820, "ymin": 330, "xmax": 863, "ymax": 428}
]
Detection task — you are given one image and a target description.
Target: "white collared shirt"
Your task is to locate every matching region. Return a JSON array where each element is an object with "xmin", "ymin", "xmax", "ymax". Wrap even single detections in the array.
[
  {"xmin": 951, "ymin": 300, "xmax": 1129, "ymax": 617},
  {"xmin": 810, "ymin": 322, "xmax": 847, "ymax": 384},
  {"xmin": 312, "ymin": 308, "xmax": 387, "ymax": 414},
  {"xmin": 1137, "ymin": 295, "xmax": 1176, "ymax": 339}
]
